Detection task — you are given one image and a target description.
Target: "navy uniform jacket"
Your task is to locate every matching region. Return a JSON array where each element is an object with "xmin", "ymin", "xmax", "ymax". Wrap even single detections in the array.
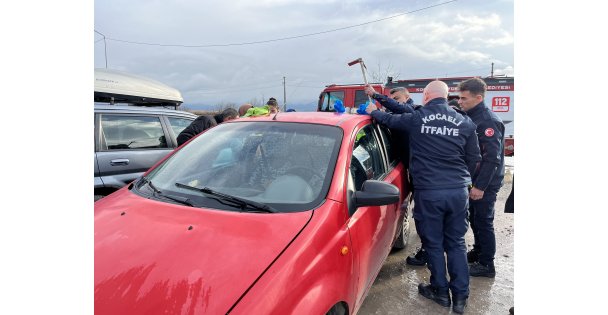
[
  {"xmin": 371, "ymin": 94, "xmax": 419, "ymax": 164},
  {"xmin": 372, "ymin": 93, "xmax": 418, "ymax": 114},
  {"xmin": 466, "ymin": 101, "xmax": 505, "ymax": 191},
  {"xmin": 371, "ymin": 98, "xmax": 481, "ymax": 190}
]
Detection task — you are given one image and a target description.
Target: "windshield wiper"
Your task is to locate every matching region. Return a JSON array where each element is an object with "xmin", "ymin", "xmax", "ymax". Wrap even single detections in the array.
[
  {"xmin": 140, "ymin": 177, "xmax": 196, "ymax": 207},
  {"xmin": 175, "ymin": 182, "xmax": 276, "ymax": 213}
]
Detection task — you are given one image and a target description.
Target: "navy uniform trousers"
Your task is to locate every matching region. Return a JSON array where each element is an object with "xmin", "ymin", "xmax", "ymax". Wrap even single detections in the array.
[
  {"xmin": 414, "ymin": 187, "xmax": 470, "ymax": 297},
  {"xmin": 469, "ymin": 185, "xmax": 500, "ymax": 266}
]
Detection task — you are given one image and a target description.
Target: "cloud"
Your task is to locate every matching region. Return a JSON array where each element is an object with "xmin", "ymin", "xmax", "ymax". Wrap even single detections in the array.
[
  {"xmin": 493, "ymin": 65, "xmax": 514, "ymax": 76},
  {"xmin": 95, "ymin": 1, "xmax": 513, "ymax": 106}
]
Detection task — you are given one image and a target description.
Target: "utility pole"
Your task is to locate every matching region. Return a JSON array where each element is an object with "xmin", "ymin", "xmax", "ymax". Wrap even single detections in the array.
[
  {"xmin": 283, "ymin": 76, "xmax": 287, "ymax": 112},
  {"xmin": 95, "ymin": 30, "xmax": 108, "ymax": 68},
  {"xmin": 491, "ymin": 62, "xmax": 494, "ymax": 77}
]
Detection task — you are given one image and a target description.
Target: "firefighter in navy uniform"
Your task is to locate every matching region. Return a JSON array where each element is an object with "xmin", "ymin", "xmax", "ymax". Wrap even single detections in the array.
[
  {"xmin": 366, "ymin": 80, "xmax": 481, "ymax": 314},
  {"xmin": 457, "ymin": 77, "xmax": 505, "ymax": 278},
  {"xmin": 365, "ymin": 85, "xmax": 430, "ymax": 267}
]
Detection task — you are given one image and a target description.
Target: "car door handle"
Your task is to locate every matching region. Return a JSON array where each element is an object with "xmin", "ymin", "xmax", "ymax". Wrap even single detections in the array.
[{"xmin": 110, "ymin": 159, "xmax": 130, "ymax": 166}]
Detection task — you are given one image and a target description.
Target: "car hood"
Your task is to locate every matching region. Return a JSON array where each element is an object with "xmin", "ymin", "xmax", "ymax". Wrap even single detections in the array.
[{"xmin": 95, "ymin": 191, "xmax": 312, "ymax": 314}]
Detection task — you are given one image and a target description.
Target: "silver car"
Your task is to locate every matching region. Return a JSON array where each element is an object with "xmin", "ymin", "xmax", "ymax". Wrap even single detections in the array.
[{"xmin": 94, "ymin": 104, "xmax": 197, "ymax": 201}]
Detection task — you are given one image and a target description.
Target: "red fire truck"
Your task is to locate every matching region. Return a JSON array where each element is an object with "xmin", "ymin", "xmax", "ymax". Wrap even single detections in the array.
[{"xmin": 318, "ymin": 76, "xmax": 514, "ymax": 156}]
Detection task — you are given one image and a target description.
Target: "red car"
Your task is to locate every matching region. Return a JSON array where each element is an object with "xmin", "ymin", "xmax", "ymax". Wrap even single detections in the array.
[{"xmin": 95, "ymin": 112, "xmax": 412, "ymax": 315}]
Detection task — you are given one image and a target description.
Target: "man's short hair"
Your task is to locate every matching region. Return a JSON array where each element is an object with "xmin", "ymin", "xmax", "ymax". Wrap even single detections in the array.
[
  {"xmin": 389, "ymin": 87, "xmax": 407, "ymax": 95},
  {"xmin": 448, "ymin": 99, "xmax": 460, "ymax": 109},
  {"xmin": 458, "ymin": 78, "xmax": 487, "ymax": 97},
  {"xmin": 220, "ymin": 108, "xmax": 239, "ymax": 120}
]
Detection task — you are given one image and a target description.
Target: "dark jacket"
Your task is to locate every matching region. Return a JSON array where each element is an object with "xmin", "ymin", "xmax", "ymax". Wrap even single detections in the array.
[
  {"xmin": 466, "ymin": 101, "xmax": 505, "ymax": 191},
  {"xmin": 371, "ymin": 95, "xmax": 418, "ymax": 165},
  {"xmin": 372, "ymin": 93, "xmax": 417, "ymax": 114},
  {"xmin": 371, "ymin": 98, "xmax": 481, "ymax": 190},
  {"xmin": 176, "ymin": 115, "xmax": 218, "ymax": 146}
]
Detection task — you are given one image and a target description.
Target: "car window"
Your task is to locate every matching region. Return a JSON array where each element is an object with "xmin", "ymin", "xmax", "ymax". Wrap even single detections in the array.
[
  {"xmin": 167, "ymin": 117, "xmax": 194, "ymax": 138},
  {"xmin": 143, "ymin": 122, "xmax": 343, "ymax": 213},
  {"xmin": 318, "ymin": 91, "xmax": 345, "ymax": 112},
  {"xmin": 350, "ymin": 125, "xmax": 386, "ymax": 190},
  {"xmin": 377, "ymin": 125, "xmax": 396, "ymax": 166},
  {"xmin": 101, "ymin": 115, "xmax": 168, "ymax": 150},
  {"xmin": 354, "ymin": 90, "xmax": 369, "ymax": 107}
]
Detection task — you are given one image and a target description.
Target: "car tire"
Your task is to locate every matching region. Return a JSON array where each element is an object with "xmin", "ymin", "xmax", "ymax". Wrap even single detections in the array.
[
  {"xmin": 326, "ymin": 303, "xmax": 347, "ymax": 315},
  {"xmin": 393, "ymin": 199, "xmax": 412, "ymax": 250}
]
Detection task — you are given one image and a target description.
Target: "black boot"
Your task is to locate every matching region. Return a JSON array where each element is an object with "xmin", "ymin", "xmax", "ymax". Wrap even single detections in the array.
[
  {"xmin": 406, "ymin": 247, "xmax": 428, "ymax": 266},
  {"xmin": 452, "ymin": 296, "xmax": 467, "ymax": 314},
  {"xmin": 467, "ymin": 247, "xmax": 480, "ymax": 263},
  {"xmin": 469, "ymin": 261, "xmax": 496, "ymax": 278},
  {"xmin": 417, "ymin": 283, "xmax": 451, "ymax": 307}
]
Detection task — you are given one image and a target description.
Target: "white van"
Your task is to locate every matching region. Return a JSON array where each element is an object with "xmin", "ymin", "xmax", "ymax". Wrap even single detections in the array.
[{"xmin": 94, "ymin": 69, "xmax": 197, "ymax": 201}]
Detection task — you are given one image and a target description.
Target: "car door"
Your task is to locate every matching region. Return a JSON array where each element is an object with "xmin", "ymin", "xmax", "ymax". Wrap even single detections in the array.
[
  {"xmin": 345, "ymin": 123, "xmax": 399, "ymax": 307},
  {"xmin": 165, "ymin": 115, "xmax": 196, "ymax": 147},
  {"xmin": 94, "ymin": 113, "xmax": 104, "ymax": 188},
  {"xmin": 96, "ymin": 113, "xmax": 174, "ymax": 189},
  {"xmin": 375, "ymin": 124, "xmax": 408, "ymax": 241}
]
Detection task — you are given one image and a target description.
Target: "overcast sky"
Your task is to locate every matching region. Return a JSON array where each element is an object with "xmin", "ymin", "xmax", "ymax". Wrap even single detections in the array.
[{"xmin": 94, "ymin": 0, "xmax": 513, "ymax": 108}]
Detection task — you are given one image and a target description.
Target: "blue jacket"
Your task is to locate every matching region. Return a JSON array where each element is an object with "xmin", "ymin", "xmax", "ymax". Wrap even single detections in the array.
[
  {"xmin": 466, "ymin": 101, "xmax": 505, "ymax": 191},
  {"xmin": 371, "ymin": 98, "xmax": 481, "ymax": 190}
]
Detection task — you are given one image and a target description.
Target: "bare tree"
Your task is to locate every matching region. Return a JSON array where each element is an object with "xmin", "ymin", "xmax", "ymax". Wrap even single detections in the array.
[
  {"xmin": 369, "ymin": 61, "xmax": 401, "ymax": 84},
  {"xmin": 246, "ymin": 96, "xmax": 264, "ymax": 107},
  {"xmin": 213, "ymin": 101, "xmax": 237, "ymax": 112}
]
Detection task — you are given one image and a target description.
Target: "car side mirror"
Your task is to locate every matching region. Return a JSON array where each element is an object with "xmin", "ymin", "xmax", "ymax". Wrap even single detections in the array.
[{"xmin": 353, "ymin": 180, "xmax": 400, "ymax": 207}]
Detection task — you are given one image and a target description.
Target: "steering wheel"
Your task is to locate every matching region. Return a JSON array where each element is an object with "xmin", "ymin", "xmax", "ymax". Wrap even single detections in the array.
[{"xmin": 285, "ymin": 166, "xmax": 324, "ymax": 183}]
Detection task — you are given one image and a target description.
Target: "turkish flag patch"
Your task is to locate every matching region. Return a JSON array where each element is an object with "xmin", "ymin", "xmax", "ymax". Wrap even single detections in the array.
[{"xmin": 485, "ymin": 128, "xmax": 495, "ymax": 137}]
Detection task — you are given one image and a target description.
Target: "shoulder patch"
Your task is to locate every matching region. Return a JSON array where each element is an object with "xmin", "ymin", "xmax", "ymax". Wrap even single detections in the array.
[{"xmin": 485, "ymin": 128, "xmax": 495, "ymax": 137}]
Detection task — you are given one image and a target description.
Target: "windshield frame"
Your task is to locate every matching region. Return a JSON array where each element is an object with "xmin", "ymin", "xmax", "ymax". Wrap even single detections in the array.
[{"xmin": 133, "ymin": 121, "xmax": 344, "ymax": 213}]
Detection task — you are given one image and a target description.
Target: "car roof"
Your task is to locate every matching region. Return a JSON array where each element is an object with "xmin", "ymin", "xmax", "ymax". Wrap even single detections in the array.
[
  {"xmin": 231, "ymin": 112, "xmax": 371, "ymax": 129},
  {"xmin": 94, "ymin": 104, "xmax": 197, "ymax": 117}
]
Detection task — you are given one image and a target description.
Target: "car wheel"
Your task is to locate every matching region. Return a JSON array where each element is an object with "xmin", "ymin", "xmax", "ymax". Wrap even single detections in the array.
[
  {"xmin": 393, "ymin": 200, "xmax": 412, "ymax": 250},
  {"xmin": 326, "ymin": 303, "xmax": 347, "ymax": 315}
]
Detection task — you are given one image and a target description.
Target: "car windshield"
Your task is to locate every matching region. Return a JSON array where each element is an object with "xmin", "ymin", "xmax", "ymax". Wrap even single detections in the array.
[{"xmin": 140, "ymin": 121, "xmax": 343, "ymax": 213}]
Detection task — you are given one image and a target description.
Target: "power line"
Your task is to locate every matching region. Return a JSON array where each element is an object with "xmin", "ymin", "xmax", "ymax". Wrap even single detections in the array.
[
  {"xmin": 188, "ymin": 84, "xmax": 283, "ymax": 95},
  {"xmin": 418, "ymin": 66, "xmax": 492, "ymax": 79},
  {"xmin": 286, "ymin": 84, "xmax": 323, "ymax": 89},
  {"xmin": 185, "ymin": 80, "xmax": 284, "ymax": 93},
  {"xmin": 98, "ymin": 1, "xmax": 457, "ymax": 48},
  {"xmin": 444, "ymin": 66, "xmax": 490, "ymax": 76}
]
